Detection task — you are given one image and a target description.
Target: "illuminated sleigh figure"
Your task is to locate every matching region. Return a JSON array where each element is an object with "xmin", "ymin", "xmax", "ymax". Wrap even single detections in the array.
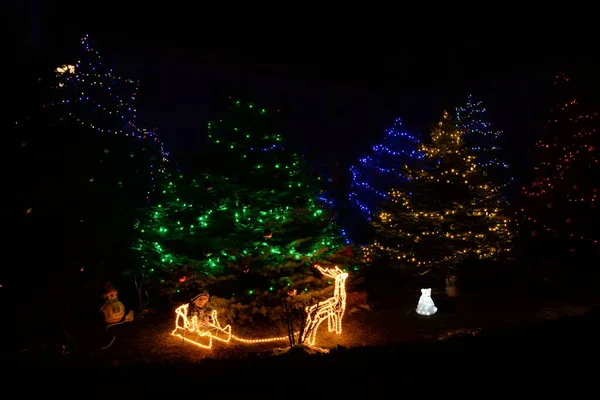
[
  {"xmin": 301, "ymin": 265, "xmax": 348, "ymax": 346},
  {"xmin": 171, "ymin": 265, "xmax": 349, "ymax": 349},
  {"xmin": 172, "ymin": 304, "xmax": 232, "ymax": 349}
]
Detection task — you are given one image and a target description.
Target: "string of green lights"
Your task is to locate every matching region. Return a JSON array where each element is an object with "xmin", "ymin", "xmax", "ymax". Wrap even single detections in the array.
[{"xmin": 135, "ymin": 99, "xmax": 353, "ymax": 322}]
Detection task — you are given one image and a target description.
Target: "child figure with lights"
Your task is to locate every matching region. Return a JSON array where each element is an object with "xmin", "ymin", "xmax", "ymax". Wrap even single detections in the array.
[
  {"xmin": 416, "ymin": 288, "xmax": 437, "ymax": 316},
  {"xmin": 188, "ymin": 292, "xmax": 211, "ymax": 328}
]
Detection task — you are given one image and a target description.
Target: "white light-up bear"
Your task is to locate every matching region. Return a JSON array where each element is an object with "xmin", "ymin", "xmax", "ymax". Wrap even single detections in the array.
[{"xmin": 416, "ymin": 288, "xmax": 437, "ymax": 316}]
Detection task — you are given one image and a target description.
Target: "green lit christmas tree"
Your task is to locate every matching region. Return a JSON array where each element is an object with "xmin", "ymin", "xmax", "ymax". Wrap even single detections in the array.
[{"xmin": 135, "ymin": 99, "xmax": 353, "ymax": 323}]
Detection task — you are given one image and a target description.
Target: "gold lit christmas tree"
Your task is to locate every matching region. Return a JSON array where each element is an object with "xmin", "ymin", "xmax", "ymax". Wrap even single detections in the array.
[{"xmin": 367, "ymin": 111, "xmax": 512, "ymax": 272}]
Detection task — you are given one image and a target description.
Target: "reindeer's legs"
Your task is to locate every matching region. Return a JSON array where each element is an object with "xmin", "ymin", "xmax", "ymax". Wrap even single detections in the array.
[
  {"xmin": 307, "ymin": 317, "xmax": 326, "ymax": 346},
  {"xmin": 301, "ymin": 316, "xmax": 312, "ymax": 343},
  {"xmin": 327, "ymin": 314, "xmax": 338, "ymax": 333},
  {"xmin": 327, "ymin": 313, "xmax": 334, "ymax": 332},
  {"xmin": 335, "ymin": 311, "xmax": 343, "ymax": 334}
]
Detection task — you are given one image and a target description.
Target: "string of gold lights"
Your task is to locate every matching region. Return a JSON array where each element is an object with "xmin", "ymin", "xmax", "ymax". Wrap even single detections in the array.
[
  {"xmin": 368, "ymin": 110, "xmax": 512, "ymax": 268},
  {"xmin": 171, "ymin": 266, "xmax": 348, "ymax": 349}
]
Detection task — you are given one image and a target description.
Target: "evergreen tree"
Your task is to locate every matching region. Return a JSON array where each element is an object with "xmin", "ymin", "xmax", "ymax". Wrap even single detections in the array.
[
  {"xmin": 366, "ymin": 111, "xmax": 512, "ymax": 274},
  {"xmin": 456, "ymin": 95, "xmax": 513, "ymax": 199},
  {"xmin": 348, "ymin": 117, "xmax": 422, "ymax": 242},
  {"xmin": 520, "ymin": 72, "xmax": 599, "ymax": 250},
  {"xmin": 11, "ymin": 34, "xmax": 166, "ymax": 283},
  {"xmin": 316, "ymin": 160, "xmax": 352, "ymax": 245},
  {"xmin": 135, "ymin": 98, "xmax": 352, "ymax": 323}
]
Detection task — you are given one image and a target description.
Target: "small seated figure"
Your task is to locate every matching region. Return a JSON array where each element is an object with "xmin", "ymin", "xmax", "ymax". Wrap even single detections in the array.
[
  {"xmin": 100, "ymin": 282, "xmax": 126, "ymax": 324},
  {"xmin": 188, "ymin": 292, "xmax": 210, "ymax": 328}
]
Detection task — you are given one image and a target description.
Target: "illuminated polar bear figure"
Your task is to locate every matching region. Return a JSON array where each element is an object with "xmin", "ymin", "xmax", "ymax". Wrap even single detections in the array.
[{"xmin": 416, "ymin": 288, "xmax": 437, "ymax": 316}]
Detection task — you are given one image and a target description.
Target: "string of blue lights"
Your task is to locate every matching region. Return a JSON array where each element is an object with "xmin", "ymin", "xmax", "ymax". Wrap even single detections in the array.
[
  {"xmin": 317, "ymin": 178, "xmax": 351, "ymax": 245},
  {"xmin": 456, "ymin": 95, "xmax": 513, "ymax": 198},
  {"xmin": 52, "ymin": 34, "xmax": 169, "ymax": 202},
  {"xmin": 349, "ymin": 117, "xmax": 423, "ymax": 223}
]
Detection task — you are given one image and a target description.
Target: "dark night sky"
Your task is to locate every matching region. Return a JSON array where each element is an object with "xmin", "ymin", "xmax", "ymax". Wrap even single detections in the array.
[{"xmin": 9, "ymin": 2, "xmax": 600, "ymax": 181}]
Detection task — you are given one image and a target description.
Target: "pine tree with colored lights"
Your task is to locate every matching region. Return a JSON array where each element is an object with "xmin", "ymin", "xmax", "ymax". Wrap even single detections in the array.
[
  {"xmin": 348, "ymin": 117, "xmax": 422, "ymax": 242},
  {"xmin": 456, "ymin": 95, "xmax": 513, "ymax": 198},
  {"xmin": 316, "ymin": 159, "xmax": 352, "ymax": 246},
  {"xmin": 367, "ymin": 111, "xmax": 512, "ymax": 275},
  {"xmin": 135, "ymin": 99, "xmax": 353, "ymax": 323},
  {"xmin": 12, "ymin": 34, "xmax": 166, "ymax": 280},
  {"xmin": 519, "ymin": 72, "xmax": 599, "ymax": 251}
]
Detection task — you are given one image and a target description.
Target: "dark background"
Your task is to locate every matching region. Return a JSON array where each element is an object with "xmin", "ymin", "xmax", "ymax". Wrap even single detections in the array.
[
  {"xmin": 4, "ymin": 2, "xmax": 600, "ymax": 359},
  {"xmin": 7, "ymin": 1, "xmax": 600, "ymax": 185}
]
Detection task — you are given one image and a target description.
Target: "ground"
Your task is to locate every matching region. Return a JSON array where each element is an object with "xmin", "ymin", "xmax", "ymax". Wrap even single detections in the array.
[{"xmin": 11, "ymin": 273, "xmax": 596, "ymax": 367}]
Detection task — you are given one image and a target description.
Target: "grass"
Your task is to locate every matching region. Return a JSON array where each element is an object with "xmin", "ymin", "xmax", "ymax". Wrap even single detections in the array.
[
  {"xmin": 5, "ymin": 260, "xmax": 600, "ymax": 378},
  {"xmin": 6, "ymin": 311, "xmax": 599, "ymax": 394},
  {"xmin": 6, "ymin": 277, "xmax": 598, "ymax": 368},
  {"xmin": 4, "ymin": 279, "xmax": 599, "ymax": 395}
]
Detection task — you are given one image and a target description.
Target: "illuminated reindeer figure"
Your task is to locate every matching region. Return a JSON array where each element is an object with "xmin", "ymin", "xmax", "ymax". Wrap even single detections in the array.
[{"xmin": 302, "ymin": 265, "xmax": 349, "ymax": 346}]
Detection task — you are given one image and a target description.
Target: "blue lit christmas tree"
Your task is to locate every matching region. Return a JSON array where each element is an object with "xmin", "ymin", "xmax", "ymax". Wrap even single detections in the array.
[
  {"xmin": 456, "ymin": 95, "xmax": 513, "ymax": 196},
  {"xmin": 316, "ymin": 160, "xmax": 351, "ymax": 245},
  {"xmin": 348, "ymin": 118, "xmax": 422, "ymax": 241}
]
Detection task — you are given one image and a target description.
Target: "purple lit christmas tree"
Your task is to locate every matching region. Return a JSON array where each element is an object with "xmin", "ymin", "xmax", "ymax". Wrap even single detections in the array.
[{"xmin": 13, "ymin": 34, "xmax": 166, "ymax": 276}]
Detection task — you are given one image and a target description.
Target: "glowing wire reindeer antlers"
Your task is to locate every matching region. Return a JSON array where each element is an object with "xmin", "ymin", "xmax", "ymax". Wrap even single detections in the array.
[{"xmin": 315, "ymin": 265, "xmax": 345, "ymax": 278}]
